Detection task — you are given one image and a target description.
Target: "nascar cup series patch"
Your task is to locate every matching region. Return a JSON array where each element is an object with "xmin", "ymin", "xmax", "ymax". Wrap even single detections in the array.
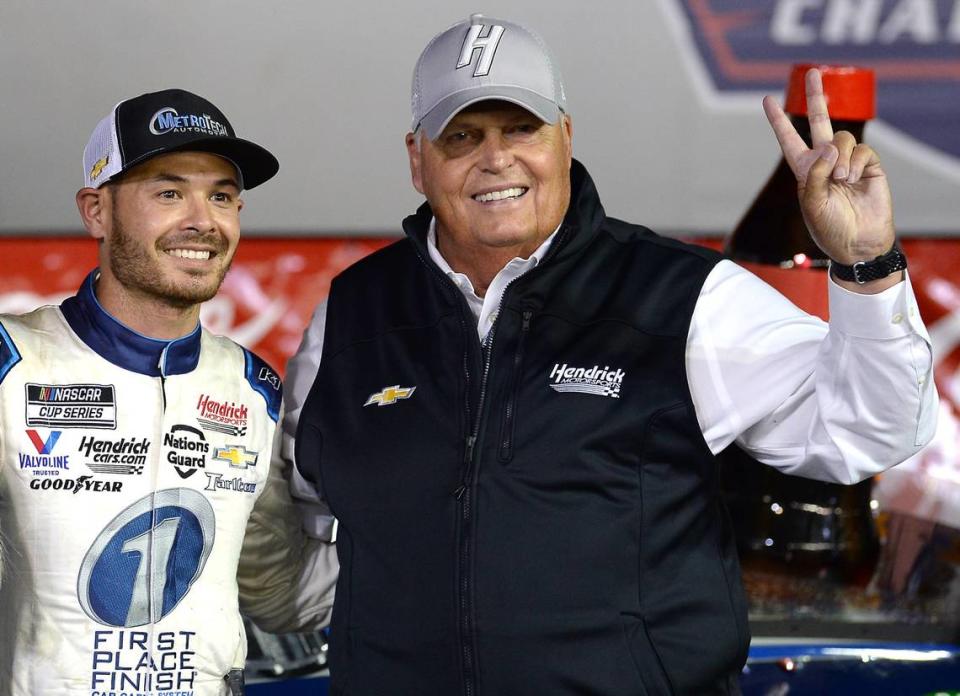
[{"xmin": 25, "ymin": 383, "xmax": 117, "ymax": 429}]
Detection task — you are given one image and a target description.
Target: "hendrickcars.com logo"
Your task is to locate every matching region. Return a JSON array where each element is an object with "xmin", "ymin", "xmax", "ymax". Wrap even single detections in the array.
[{"xmin": 660, "ymin": 0, "xmax": 960, "ymax": 174}]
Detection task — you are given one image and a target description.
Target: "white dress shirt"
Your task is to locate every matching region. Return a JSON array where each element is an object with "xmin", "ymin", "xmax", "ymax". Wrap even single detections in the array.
[{"xmin": 285, "ymin": 221, "xmax": 938, "ymax": 540}]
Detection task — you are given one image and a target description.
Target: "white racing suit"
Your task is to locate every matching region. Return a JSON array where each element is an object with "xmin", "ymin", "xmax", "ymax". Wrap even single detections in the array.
[{"xmin": 0, "ymin": 271, "xmax": 335, "ymax": 696}]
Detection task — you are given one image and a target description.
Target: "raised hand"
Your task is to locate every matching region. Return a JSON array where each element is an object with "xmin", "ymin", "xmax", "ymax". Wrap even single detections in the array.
[{"xmin": 763, "ymin": 68, "xmax": 895, "ymax": 270}]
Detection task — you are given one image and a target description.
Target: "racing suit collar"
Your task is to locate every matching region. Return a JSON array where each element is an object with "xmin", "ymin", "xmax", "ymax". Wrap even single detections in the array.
[{"xmin": 60, "ymin": 269, "xmax": 201, "ymax": 377}]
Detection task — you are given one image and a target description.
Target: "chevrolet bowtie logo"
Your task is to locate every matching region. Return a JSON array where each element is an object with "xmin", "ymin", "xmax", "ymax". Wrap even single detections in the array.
[
  {"xmin": 364, "ymin": 385, "xmax": 416, "ymax": 407},
  {"xmin": 89, "ymin": 156, "xmax": 109, "ymax": 180},
  {"xmin": 213, "ymin": 445, "xmax": 258, "ymax": 469}
]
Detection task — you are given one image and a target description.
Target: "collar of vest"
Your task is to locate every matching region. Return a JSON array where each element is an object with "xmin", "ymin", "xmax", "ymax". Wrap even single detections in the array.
[
  {"xmin": 60, "ymin": 269, "xmax": 202, "ymax": 377},
  {"xmin": 402, "ymin": 158, "xmax": 607, "ymax": 266}
]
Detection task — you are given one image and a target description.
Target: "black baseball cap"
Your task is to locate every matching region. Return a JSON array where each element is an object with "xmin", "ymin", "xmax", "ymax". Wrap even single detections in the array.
[{"xmin": 83, "ymin": 89, "xmax": 279, "ymax": 190}]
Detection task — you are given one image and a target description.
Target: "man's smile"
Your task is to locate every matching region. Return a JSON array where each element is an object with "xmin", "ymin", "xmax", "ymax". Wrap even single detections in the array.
[{"xmin": 472, "ymin": 186, "xmax": 529, "ymax": 203}]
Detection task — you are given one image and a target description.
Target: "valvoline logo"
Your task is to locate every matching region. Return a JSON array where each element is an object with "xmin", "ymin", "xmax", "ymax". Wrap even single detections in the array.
[
  {"xmin": 661, "ymin": 0, "xmax": 960, "ymax": 167},
  {"xmin": 27, "ymin": 429, "xmax": 61, "ymax": 454}
]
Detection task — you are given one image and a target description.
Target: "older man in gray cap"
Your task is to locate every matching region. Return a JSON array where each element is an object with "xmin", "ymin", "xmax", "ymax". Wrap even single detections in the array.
[{"xmin": 283, "ymin": 13, "xmax": 936, "ymax": 695}]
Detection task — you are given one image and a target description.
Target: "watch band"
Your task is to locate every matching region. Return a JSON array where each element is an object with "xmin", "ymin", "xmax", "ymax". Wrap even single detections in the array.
[{"xmin": 829, "ymin": 246, "xmax": 907, "ymax": 284}]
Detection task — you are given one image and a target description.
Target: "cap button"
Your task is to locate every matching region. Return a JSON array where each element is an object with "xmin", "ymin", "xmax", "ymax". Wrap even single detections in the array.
[{"xmin": 470, "ymin": 13, "xmax": 484, "ymax": 24}]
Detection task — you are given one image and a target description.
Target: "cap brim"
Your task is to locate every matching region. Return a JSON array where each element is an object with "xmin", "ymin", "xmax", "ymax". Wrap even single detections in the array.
[
  {"xmin": 116, "ymin": 137, "xmax": 279, "ymax": 190},
  {"xmin": 419, "ymin": 87, "xmax": 562, "ymax": 140}
]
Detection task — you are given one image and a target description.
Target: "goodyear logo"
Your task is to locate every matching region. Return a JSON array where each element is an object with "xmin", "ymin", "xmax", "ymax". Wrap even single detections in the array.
[
  {"xmin": 364, "ymin": 385, "xmax": 416, "ymax": 407},
  {"xmin": 662, "ymin": 0, "xmax": 960, "ymax": 167}
]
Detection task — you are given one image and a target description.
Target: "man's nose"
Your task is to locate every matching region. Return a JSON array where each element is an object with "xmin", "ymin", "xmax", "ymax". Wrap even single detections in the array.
[
  {"xmin": 183, "ymin": 194, "xmax": 215, "ymax": 232},
  {"xmin": 478, "ymin": 131, "xmax": 514, "ymax": 173}
]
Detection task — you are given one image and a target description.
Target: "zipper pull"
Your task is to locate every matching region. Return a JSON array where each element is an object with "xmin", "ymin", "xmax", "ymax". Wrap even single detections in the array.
[
  {"xmin": 463, "ymin": 435, "xmax": 477, "ymax": 465},
  {"xmin": 455, "ymin": 435, "xmax": 477, "ymax": 498},
  {"xmin": 521, "ymin": 310, "xmax": 532, "ymax": 331}
]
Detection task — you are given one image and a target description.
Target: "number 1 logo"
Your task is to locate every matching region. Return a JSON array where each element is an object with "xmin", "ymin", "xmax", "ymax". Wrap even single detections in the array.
[{"xmin": 77, "ymin": 488, "xmax": 216, "ymax": 627}]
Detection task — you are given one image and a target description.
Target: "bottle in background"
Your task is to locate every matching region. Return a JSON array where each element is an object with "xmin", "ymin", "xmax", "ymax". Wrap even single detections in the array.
[{"xmin": 721, "ymin": 65, "xmax": 881, "ymax": 599}]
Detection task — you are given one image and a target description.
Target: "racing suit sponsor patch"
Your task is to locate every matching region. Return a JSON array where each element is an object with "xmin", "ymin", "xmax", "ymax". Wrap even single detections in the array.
[
  {"xmin": 28, "ymin": 475, "xmax": 122, "ymax": 493},
  {"xmin": 25, "ymin": 383, "xmax": 117, "ymax": 429},
  {"xmin": 164, "ymin": 424, "xmax": 209, "ymax": 479},
  {"xmin": 79, "ymin": 435, "xmax": 149, "ymax": 475},
  {"xmin": 195, "ymin": 393, "xmax": 248, "ymax": 437},
  {"xmin": 20, "ymin": 429, "xmax": 69, "ymax": 475},
  {"xmin": 204, "ymin": 472, "xmax": 258, "ymax": 494}
]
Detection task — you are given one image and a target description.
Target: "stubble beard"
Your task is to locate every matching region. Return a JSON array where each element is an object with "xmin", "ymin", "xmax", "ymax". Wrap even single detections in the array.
[{"xmin": 108, "ymin": 209, "xmax": 232, "ymax": 310}]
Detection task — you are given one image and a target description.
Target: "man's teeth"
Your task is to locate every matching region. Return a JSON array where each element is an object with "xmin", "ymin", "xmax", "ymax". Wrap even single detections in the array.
[
  {"xmin": 474, "ymin": 187, "xmax": 527, "ymax": 203},
  {"xmin": 168, "ymin": 249, "xmax": 211, "ymax": 260}
]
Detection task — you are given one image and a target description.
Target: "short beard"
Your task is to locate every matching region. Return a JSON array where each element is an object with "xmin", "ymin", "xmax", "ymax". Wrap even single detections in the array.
[{"xmin": 108, "ymin": 199, "xmax": 231, "ymax": 309}]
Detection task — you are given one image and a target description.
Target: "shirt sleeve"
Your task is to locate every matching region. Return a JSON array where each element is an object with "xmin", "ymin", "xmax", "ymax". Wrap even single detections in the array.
[
  {"xmin": 283, "ymin": 300, "xmax": 337, "ymax": 541},
  {"xmin": 687, "ymin": 259, "xmax": 938, "ymax": 484},
  {"xmin": 238, "ymin": 408, "xmax": 338, "ymax": 633},
  {"xmin": 238, "ymin": 301, "xmax": 339, "ymax": 633}
]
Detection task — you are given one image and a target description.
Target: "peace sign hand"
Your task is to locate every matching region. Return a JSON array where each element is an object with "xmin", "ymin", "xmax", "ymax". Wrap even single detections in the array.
[{"xmin": 763, "ymin": 68, "xmax": 895, "ymax": 269}]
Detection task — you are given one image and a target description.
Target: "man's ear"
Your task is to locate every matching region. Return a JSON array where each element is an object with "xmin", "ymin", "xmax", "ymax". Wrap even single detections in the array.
[
  {"xmin": 76, "ymin": 187, "xmax": 109, "ymax": 241},
  {"xmin": 405, "ymin": 131, "xmax": 425, "ymax": 195}
]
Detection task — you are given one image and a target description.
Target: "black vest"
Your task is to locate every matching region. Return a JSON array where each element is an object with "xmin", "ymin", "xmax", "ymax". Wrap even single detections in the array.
[{"xmin": 298, "ymin": 161, "xmax": 748, "ymax": 695}]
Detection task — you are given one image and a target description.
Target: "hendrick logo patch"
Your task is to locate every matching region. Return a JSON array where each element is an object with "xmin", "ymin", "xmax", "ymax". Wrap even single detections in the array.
[
  {"xmin": 549, "ymin": 363, "xmax": 625, "ymax": 399},
  {"xmin": 196, "ymin": 393, "xmax": 248, "ymax": 436},
  {"xmin": 25, "ymin": 384, "xmax": 117, "ymax": 429},
  {"xmin": 78, "ymin": 435, "xmax": 149, "ymax": 476}
]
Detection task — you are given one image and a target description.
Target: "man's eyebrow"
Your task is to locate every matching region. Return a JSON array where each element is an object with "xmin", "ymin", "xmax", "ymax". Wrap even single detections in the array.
[
  {"xmin": 149, "ymin": 173, "xmax": 189, "ymax": 184},
  {"xmin": 214, "ymin": 177, "xmax": 241, "ymax": 190},
  {"xmin": 148, "ymin": 173, "xmax": 241, "ymax": 189}
]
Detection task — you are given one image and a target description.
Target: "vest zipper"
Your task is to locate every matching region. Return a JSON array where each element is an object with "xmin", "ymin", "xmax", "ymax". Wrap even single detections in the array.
[
  {"xmin": 452, "ymin": 229, "xmax": 573, "ymax": 696},
  {"xmin": 408, "ymin": 226, "xmax": 573, "ymax": 696},
  {"xmin": 458, "ymin": 337, "xmax": 495, "ymax": 696},
  {"xmin": 498, "ymin": 310, "xmax": 532, "ymax": 462}
]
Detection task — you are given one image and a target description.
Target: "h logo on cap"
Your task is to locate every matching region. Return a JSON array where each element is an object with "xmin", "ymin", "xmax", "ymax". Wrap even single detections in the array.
[{"xmin": 457, "ymin": 24, "xmax": 505, "ymax": 77}]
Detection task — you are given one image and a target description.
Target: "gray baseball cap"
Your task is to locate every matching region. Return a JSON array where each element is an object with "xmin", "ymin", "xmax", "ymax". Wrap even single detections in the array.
[{"xmin": 411, "ymin": 14, "xmax": 567, "ymax": 140}]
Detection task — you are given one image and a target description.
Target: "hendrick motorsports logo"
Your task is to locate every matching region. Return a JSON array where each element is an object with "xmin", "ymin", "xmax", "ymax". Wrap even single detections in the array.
[
  {"xmin": 164, "ymin": 424, "xmax": 209, "ymax": 479},
  {"xmin": 196, "ymin": 393, "xmax": 248, "ymax": 436},
  {"xmin": 549, "ymin": 363, "xmax": 625, "ymax": 399},
  {"xmin": 660, "ymin": 0, "xmax": 960, "ymax": 173},
  {"xmin": 25, "ymin": 383, "xmax": 117, "ymax": 429},
  {"xmin": 149, "ymin": 107, "xmax": 229, "ymax": 137}
]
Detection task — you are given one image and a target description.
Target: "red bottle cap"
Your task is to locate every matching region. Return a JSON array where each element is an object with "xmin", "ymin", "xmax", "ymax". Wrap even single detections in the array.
[{"xmin": 784, "ymin": 64, "xmax": 875, "ymax": 121}]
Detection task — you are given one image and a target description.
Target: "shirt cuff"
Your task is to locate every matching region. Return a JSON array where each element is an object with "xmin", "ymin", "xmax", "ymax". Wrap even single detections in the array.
[{"xmin": 828, "ymin": 269, "xmax": 927, "ymax": 340}]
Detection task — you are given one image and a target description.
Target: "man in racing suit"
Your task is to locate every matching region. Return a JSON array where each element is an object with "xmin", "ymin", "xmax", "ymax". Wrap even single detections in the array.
[{"xmin": 0, "ymin": 89, "xmax": 335, "ymax": 696}]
